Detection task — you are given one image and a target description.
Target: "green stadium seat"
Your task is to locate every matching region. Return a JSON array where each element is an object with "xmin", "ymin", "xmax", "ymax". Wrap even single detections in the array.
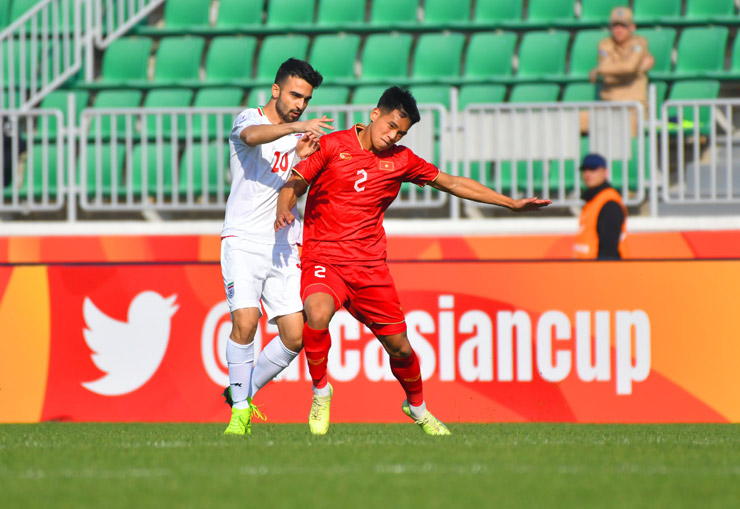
[
  {"xmin": 142, "ymin": 89, "xmax": 194, "ymax": 139},
  {"xmin": 411, "ymin": 32, "xmax": 466, "ymax": 83},
  {"xmin": 11, "ymin": 0, "xmax": 83, "ymax": 33},
  {"xmin": 255, "ymin": 35, "xmax": 310, "ymax": 83},
  {"xmin": 527, "ymin": 0, "xmax": 575, "ymax": 27},
  {"xmin": 79, "ymin": 143, "xmax": 125, "ymax": 197},
  {"xmin": 509, "ymin": 83, "xmax": 561, "ymax": 102},
  {"xmin": 153, "ymin": 36, "xmax": 205, "ymax": 85},
  {"xmin": 81, "ymin": 37, "xmax": 152, "ymax": 89},
  {"xmin": 463, "ymin": 31, "xmax": 516, "ymax": 83},
  {"xmin": 0, "ymin": 1, "xmax": 8, "ymax": 29},
  {"xmin": 562, "ymin": 82, "xmax": 598, "ymax": 102},
  {"xmin": 215, "ymin": 0, "xmax": 264, "ymax": 30},
  {"xmin": 685, "ymin": 0, "xmax": 737, "ymax": 24},
  {"xmin": 666, "ymin": 80, "xmax": 721, "ymax": 134},
  {"xmin": 471, "ymin": 0, "xmax": 524, "ymax": 28},
  {"xmin": 422, "ymin": 0, "xmax": 472, "ymax": 28},
  {"xmin": 580, "ymin": 0, "xmax": 623, "ymax": 24},
  {"xmin": 204, "ymin": 36, "xmax": 256, "ymax": 85},
  {"xmin": 88, "ymin": 90, "xmax": 143, "ymax": 140},
  {"xmin": 360, "ymin": 32, "xmax": 413, "ymax": 83},
  {"xmin": 308, "ymin": 33, "xmax": 361, "ymax": 84},
  {"xmin": 161, "ymin": 0, "xmax": 212, "ymax": 32},
  {"xmin": 633, "ymin": 0, "xmax": 682, "ymax": 24},
  {"xmin": 178, "ymin": 142, "xmax": 230, "ymax": 197},
  {"xmin": 369, "ymin": 0, "xmax": 418, "ymax": 28},
  {"xmin": 711, "ymin": 33, "xmax": 740, "ymax": 79},
  {"xmin": 38, "ymin": 89, "xmax": 90, "ymax": 139},
  {"xmin": 350, "ymin": 85, "xmax": 387, "ymax": 124},
  {"xmin": 316, "ymin": 0, "xmax": 366, "ymax": 27},
  {"xmin": 17, "ymin": 144, "xmax": 61, "ymax": 199},
  {"xmin": 516, "ymin": 30, "xmax": 570, "ymax": 81},
  {"xmin": 192, "ymin": 88, "xmax": 243, "ymax": 139},
  {"xmin": 459, "ymin": 84, "xmax": 507, "ymax": 109},
  {"xmin": 672, "ymin": 27, "xmax": 729, "ymax": 79},
  {"xmin": 304, "ymin": 86, "xmax": 351, "ymax": 127},
  {"xmin": 569, "ymin": 29, "xmax": 609, "ymax": 80},
  {"xmin": 266, "ymin": 0, "xmax": 315, "ymax": 29},
  {"xmin": 246, "ymin": 87, "xmax": 272, "ymax": 107},
  {"xmin": 0, "ymin": 38, "xmax": 40, "ymax": 89},
  {"xmin": 127, "ymin": 142, "xmax": 176, "ymax": 198},
  {"xmin": 637, "ymin": 28, "xmax": 676, "ymax": 74}
]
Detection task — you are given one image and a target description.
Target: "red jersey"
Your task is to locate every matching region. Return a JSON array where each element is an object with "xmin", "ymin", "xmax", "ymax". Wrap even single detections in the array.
[{"xmin": 293, "ymin": 125, "xmax": 439, "ymax": 265}]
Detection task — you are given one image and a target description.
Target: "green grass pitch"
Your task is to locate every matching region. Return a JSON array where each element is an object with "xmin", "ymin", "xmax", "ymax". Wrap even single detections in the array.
[{"xmin": 2, "ymin": 423, "xmax": 740, "ymax": 508}]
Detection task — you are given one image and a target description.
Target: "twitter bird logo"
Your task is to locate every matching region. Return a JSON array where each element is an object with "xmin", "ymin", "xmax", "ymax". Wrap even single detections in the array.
[{"xmin": 82, "ymin": 291, "xmax": 179, "ymax": 396}]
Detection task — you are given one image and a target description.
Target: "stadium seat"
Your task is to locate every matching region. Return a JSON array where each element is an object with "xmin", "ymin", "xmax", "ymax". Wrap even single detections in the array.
[
  {"xmin": 509, "ymin": 83, "xmax": 561, "ymax": 102},
  {"xmin": 11, "ymin": 0, "xmax": 82, "ymax": 33},
  {"xmin": 711, "ymin": 33, "xmax": 740, "ymax": 79},
  {"xmin": 463, "ymin": 31, "xmax": 517, "ymax": 83},
  {"xmin": 192, "ymin": 88, "xmax": 243, "ymax": 139},
  {"xmin": 0, "ymin": 38, "xmax": 40, "ymax": 89},
  {"xmin": 562, "ymin": 82, "xmax": 598, "ymax": 102},
  {"xmin": 458, "ymin": 84, "xmax": 507, "ymax": 108},
  {"xmin": 411, "ymin": 32, "xmax": 466, "ymax": 83},
  {"xmin": 203, "ymin": 36, "xmax": 256, "ymax": 85},
  {"xmin": 266, "ymin": 0, "xmax": 315, "ymax": 29},
  {"xmin": 142, "ymin": 89, "xmax": 194, "ymax": 138},
  {"xmin": 316, "ymin": 0, "xmax": 366, "ymax": 27},
  {"xmin": 515, "ymin": 30, "xmax": 570, "ymax": 81},
  {"xmin": 304, "ymin": 86, "xmax": 351, "ymax": 127},
  {"xmin": 666, "ymin": 79, "xmax": 721, "ymax": 132},
  {"xmin": 308, "ymin": 33, "xmax": 361, "ymax": 84},
  {"xmin": 38, "ymin": 89, "xmax": 90, "ymax": 139},
  {"xmin": 215, "ymin": 0, "xmax": 264, "ymax": 30},
  {"xmin": 255, "ymin": 35, "xmax": 310, "ymax": 83},
  {"xmin": 0, "ymin": 2, "xmax": 8, "ymax": 29},
  {"xmin": 82, "ymin": 37, "xmax": 152, "ymax": 88},
  {"xmin": 17, "ymin": 144, "xmax": 61, "ymax": 199},
  {"xmin": 246, "ymin": 87, "xmax": 272, "ymax": 107},
  {"xmin": 580, "ymin": 0, "xmax": 624, "ymax": 24},
  {"xmin": 350, "ymin": 85, "xmax": 387, "ymax": 124},
  {"xmin": 79, "ymin": 143, "xmax": 125, "ymax": 198},
  {"xmin": 369, "ymin": 0, "xmax": 418, "ymax": 28},
  {"xmin": 568, "ymin": 29, "xmax": 609, "ymax": 80},
  {"xmin": 685, "ymin": 0, "xmax": 737, "ymax": 24},
  {"xmin": 633, "ymin": 0, "xmax": 682, "ymax": 24},
  {"xmin": 637, "ymin": 28, "xmax": 676, "ymax": 74},
  {"xmin": 360, "ymin": 32, "xmax": 413, "ymax": 83},
  {"xmin": 153, "ymin": 36, "xmax": 206, "ymax": 86},
  {"xmin": 527, "ymin": 0, "xmax": 576, "ymax": 27},
  {"xmin": 160, "ymin": 0, "xmax": 212, "ymax": 32},
  {"xmin": 470, "ymin": 0, "xmax": 524, "ymax": 28},
  {"xmin": 128, "ymin": 142, "xmax": 176, "ymax": 198},
  {"xmin": 88, "ymin": 90, "xmax": 143, "ymax": 139},
  {"xmin": 672, "ymin": 27, "xmax": 729, "ymax": 79},
  {"xmin": 422, "ymin": 0, "xmax": 472, "ymax": 28},
  {"xmin": 178, "ymin": 142, "xmax": 230, "ymax": 197}
]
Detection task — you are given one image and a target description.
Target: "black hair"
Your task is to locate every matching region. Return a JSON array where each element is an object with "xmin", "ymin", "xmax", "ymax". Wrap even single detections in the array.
[
  {"xmin": 376, "ymin": 86, "xmax": 421, "ymax": 125},
  {"xmin": 274, "ymin": 58, "xmax": 323, "ymax": 88}
]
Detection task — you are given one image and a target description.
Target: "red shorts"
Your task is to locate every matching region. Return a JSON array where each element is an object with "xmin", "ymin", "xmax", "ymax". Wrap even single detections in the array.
[{"xmin": 300, "ymin": 260, "xmax": 406, "ymax": 336}]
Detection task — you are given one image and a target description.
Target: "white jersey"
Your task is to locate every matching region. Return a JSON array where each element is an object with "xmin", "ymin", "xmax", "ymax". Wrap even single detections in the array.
[{"xmin": 222, "ymin": 107, "xmax": 302, "ymax": 246}]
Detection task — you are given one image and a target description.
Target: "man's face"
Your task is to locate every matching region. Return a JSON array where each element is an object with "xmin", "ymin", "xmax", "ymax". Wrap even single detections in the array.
[
  {"xmin": 273, "ymin": 76, "xmax": 314, "ymax": 123},
  {"xmin": 367, "ymin": 108, "xmax": 412, "ymax": 152},
  {"xmin": 581, "ymin": 167, "xmax": 608, "ymax": 189},
  {"xmin": 610, "ymin": 22, "xmax": 634, "ymax": 45}
]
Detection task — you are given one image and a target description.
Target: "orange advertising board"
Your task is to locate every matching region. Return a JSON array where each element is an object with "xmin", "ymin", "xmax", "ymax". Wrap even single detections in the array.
[{"xmin": 1, "ymin": 260, "xmax": 738, "ymax": 423}]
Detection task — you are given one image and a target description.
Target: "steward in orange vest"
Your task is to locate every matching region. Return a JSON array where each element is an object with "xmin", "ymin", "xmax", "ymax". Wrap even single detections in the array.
[{"xmin": 574, "ymin": 154, "xmax": 628, "ymax": 259}]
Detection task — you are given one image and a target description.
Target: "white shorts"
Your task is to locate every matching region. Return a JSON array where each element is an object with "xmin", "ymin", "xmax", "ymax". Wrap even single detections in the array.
[{"xmin": 221, "ymin": 236, "xmax": 302, "ymax": 323}]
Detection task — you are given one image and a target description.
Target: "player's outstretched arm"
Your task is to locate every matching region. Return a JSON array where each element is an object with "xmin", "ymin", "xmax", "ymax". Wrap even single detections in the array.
[
  {"xmin": 241, "ymin": 116, "xmax": 334, "ymax": 147},
  {"xmin": 429, "ymin": 172, "xmax": 552, "ymax": 212},
  {"xmin": 275, "ymin": 173, "xmax": 309, "ymax": 231}
]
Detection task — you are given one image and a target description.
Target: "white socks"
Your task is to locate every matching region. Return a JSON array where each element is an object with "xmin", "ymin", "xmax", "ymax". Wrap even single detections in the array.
[
  {"xmin": 250, "ymin": 336, "xmax": 299, "ymax": 399},
  {"xmin": 408, "ymin": 401, "xmax": 427, "ymax": 420},
  {"xmin": 313, "ymin": 384, "xmax": 332, "ymax": 397},
  {"xmin": 226, "ymin": 339, "xmax": 254, "ymax": 410}
]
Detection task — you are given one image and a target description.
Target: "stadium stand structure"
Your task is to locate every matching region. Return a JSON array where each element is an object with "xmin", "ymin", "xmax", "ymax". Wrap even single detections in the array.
[{"xmin": 1, "ymin": 0, "xmax": 740, "ymax": 222}]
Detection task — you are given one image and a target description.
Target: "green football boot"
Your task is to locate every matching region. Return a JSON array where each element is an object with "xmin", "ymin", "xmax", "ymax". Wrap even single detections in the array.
[{"xmin": 402, "ymin": 400, "xmax": 451, "ymax": 436}]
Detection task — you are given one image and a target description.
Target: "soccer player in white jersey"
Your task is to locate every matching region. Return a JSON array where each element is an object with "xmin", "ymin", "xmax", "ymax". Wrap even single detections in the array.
[{"xmin": 221, "ymin": 58, "xmax": 333, "ymax": 435}]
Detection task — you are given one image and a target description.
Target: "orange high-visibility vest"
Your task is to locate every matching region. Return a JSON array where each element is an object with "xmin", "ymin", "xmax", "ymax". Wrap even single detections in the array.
[{"xmin": 574, "ymin": 187, "xmax": 628, "ymax": 259}]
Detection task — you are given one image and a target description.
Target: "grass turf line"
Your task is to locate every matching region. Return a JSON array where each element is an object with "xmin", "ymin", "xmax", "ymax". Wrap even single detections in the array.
[{"xmin": 2, "ymin": 423, "xmax": 740, "ymax": 508}]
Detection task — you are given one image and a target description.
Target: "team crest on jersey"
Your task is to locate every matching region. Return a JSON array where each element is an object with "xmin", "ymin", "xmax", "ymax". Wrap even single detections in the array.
[
  {"xmin": 340, "ymin": 152, "xmax": 352, "ymax": 160},
  {"xmin": 379, "ymin": 160, "xmax": 394, "ymax": 171},
  {"xmin": 226, "ymin": 282, "xmax": 235, "ymax": 299}
]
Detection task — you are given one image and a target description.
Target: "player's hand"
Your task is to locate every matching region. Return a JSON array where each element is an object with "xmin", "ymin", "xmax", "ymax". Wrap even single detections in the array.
[
  {"xmin": 510, "ymin": 197, "xmax": 552, "ymax": 212},
  {"xmin": 274, "ymin": 208, "xmax": 296, "ymax": 231},
  {"xmin": 297, "ymin": 116, "xmax": 334, "ymax": 138},
  {"xmin": 296, "ymin": 132, "xmax": 321, "ymax": 159},
  {"xmin": 589, "ymin": 68, "xmax": 599, "ymax": 83}
]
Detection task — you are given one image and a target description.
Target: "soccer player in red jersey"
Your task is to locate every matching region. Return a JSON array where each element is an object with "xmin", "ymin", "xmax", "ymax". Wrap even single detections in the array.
[{"xmin": 275, "ymin": 87, "xmax": 551, "ymax": 436}]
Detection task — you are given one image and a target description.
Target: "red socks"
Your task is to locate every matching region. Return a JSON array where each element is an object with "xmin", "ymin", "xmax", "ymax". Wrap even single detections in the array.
[
  {"xmin": 390, "ymin": 350, "xmax": 424, "ymax": 406},
  {"xmin": 303, "ymin": 324, "xmax": 331, "ymax": 389}
]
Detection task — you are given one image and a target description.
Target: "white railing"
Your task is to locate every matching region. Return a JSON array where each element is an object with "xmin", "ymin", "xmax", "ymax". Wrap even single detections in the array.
[
  {"xmin": 660, "ymin": 98, "xmax": 740, "ymax": 203},
  {"xmin": 95, "ymin": 0, "xmax": 164, "ymax": 48}
]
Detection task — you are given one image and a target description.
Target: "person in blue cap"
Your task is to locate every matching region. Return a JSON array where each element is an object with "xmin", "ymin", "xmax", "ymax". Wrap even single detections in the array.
[{"xmin": 573, "ymin": 153, "xmax": 628, "ymax": 260}]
